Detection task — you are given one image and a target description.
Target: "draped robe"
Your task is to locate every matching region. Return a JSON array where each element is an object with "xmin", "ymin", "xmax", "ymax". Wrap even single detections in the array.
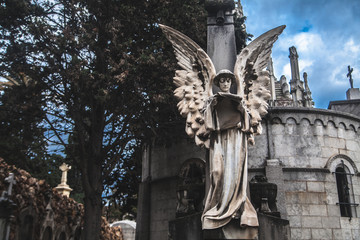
[{"xmin": 201, "ymin": 92, "xmax": 259, "ymax": 230}]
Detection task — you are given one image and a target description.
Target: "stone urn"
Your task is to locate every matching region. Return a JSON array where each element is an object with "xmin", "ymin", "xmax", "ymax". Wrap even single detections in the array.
[{"xmin": 249, "ymin": 175, "xmax": 280, "ymax": 217}]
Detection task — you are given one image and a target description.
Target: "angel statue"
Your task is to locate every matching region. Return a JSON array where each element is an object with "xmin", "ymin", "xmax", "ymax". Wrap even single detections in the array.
[{"xmin": 160, "ymin": 24, "xmax": 285, "ymax": 232}]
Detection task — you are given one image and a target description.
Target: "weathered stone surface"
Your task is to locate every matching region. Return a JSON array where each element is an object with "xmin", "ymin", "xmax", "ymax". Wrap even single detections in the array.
[
  {"xmin": 327, "ymin": 205, "xmax": 341, "ymax": 217},
  {"xmin": 288, "ymin": 215, "xmax": 301, "ymax": 227},
  {"xmin": 286, "ymin": 203, "xmax": 302, "ymax": 215},
  {"xmin": 285, "ymin": 181, "xmax": 306, "ymax": 192},
  {"xmin": 291, "ymin": 228, "xmax": 311, "ymax": 240},
  {"xmin": 306, "ymin": 181, "xmax": 325, "ymax": 192},
  {"xmin": 346, "ymin": 140, "xmax": 360, "ymax": 151},
  {"xmin": 321, "ymin": 216, "xmax": 340, "ymax": 229},
  {"xmin": 341, "ymin": 228, "xmax": 353, "ymax": 239},
  {"xmin": 340, "ymin": 218, "xmax": 360, "ymax": 229},
  {"xmin": 169, "ymin": 213, "xmax": 202, "ymax": 240},
  {"xmin": 324, "ymin": 137, "xmax": 345, "ymax": 149},
  {"xmin": 302, "ymin": 216, "xmax": 322, "ymax": 228},
  {"xmin": 311, "ymin": 228, "xmax": 332, "ymax": 239},
  {"xmin": 308, "ymin": 205, "xmax": 327, "ymax": 216},
  {"xmin": 324, "ymin": 181, "xmax": 338, "ymax": 194},
  {"xmin": 332, "ymin": 229, "xmax": 344, "ymax": 239},
  {"xmin": 257, "ymin": 213, "xmax": 290, "ymax": 240},
  {"xmin": 352, "ymin": 229, "xmax": 360, "ymax": 239}
]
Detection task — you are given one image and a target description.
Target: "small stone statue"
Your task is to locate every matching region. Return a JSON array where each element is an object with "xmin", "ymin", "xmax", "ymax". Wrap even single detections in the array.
[{"xmin": 160, "ymin": 24, "xmax": 285, "ymax": 232}]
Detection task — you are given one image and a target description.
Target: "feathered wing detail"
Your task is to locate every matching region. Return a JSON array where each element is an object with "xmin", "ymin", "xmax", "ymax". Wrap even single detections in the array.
[
  {"xmin": 160, "ymin": 24, "xmax": 216, "ymax": 148},
  {"xmin": 234, "ymin": 25, "xmax": 286, "ymax": 139}
]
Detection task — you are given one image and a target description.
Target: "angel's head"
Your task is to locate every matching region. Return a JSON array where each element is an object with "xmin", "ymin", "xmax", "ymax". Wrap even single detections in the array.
[{"xmin": 214, "ymin": 70, "xmax": 236, "ymax": 93}]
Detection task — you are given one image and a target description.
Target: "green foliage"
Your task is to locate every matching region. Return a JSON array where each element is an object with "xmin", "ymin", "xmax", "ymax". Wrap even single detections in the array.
[{"xmin": 0, "ymin": 0, "xmax": 250, "ymax": 237}]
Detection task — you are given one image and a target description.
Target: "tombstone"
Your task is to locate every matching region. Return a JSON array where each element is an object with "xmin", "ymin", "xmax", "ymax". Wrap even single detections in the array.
[{"xmin": 111, "ymin": 220, "xmax": 136, "ymax": 240}]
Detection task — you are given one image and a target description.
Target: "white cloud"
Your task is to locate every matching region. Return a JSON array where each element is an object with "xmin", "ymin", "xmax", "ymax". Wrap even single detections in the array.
[
  {"xmin": 244, "ymin": 0, "xmax": 360, "ymax": 108},
  {"xmin": 344, "ymin": 39, "xmax": 360, "ymax": 54}
]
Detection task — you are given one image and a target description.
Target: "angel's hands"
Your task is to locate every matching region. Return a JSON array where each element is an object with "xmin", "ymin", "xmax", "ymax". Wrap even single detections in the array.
[
  {"xmin": 207, "ymin": 95, "xmax": 217, "ymax": 107},
  {"xmin": 236, "ymin": 100, "xmax": 247, "ymax": 114}
]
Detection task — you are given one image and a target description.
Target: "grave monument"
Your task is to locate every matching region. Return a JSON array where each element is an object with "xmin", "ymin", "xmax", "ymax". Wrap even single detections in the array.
[
  {"xmin": 55, "ymin": 163, "xmax": 73, "ymax": 197},
  {"xmin": 160, "ymin": 0, "xmax": 285, "ymax": 238}
]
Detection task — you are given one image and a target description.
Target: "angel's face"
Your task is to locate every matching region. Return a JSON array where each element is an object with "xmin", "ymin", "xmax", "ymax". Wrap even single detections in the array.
[{"xmin": 219, "ymin": 77, "xmax": 232, "ymax": 93}]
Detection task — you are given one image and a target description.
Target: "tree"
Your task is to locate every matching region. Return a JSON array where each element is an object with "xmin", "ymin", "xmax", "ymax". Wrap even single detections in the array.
[
  {"xmin": 0, "ymin": 0, "xmax": 208, "ymax": 239},
  {"xmin": 1, "ymin": 0, "xmax": 250, "ymax": 238}
]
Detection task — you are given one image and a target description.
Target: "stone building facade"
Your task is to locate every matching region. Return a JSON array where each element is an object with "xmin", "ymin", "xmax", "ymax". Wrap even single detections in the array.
[{"xmin": 136, "ymin": 43, "xmax": 360, "ymax": 240}]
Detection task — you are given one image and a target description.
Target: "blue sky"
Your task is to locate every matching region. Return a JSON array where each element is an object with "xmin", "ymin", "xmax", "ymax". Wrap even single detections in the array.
[{"xmin": 242, "ymin": 0, "xmax": 360, "ymax": 108}]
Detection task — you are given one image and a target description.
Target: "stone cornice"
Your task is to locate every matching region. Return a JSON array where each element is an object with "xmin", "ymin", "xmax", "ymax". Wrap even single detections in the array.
[{"xmin": 266, "ymin": 107, "xmax": 360, "ymax": 131}]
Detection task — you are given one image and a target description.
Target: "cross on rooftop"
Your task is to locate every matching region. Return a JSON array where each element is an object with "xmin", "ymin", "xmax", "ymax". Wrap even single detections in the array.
[{"xmin": 347, "ymin": 65, "xmax": 354, "ymax": 88}]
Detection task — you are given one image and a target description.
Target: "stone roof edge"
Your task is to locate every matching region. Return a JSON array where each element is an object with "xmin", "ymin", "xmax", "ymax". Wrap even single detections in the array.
[
  {"xmin": 268, "ymin": 107, "xmax": 360, "ymax": 123},
  {"xmin": 328, "ymin": 99, "xmax": 360, "ymax": 109}
]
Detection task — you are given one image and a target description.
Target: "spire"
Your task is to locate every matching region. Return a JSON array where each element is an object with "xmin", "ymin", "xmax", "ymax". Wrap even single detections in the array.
[
  {"xmin": 303, "ymin": 72, "xmax": 314, "ymax": 107},
  {"xmin": 289, "ymin": 46, "xmax": 304, "ymax": 106},
  {"xmin": 267, "ymin": 58, "xmax": 277, "ymax": 103}
]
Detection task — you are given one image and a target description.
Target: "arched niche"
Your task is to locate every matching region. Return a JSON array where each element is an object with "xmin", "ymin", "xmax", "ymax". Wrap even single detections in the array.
[
  {"xmin": 19, "ymin": 215, "xmax": 34, "ymax": 240},
  {"xmin": 57, "ymin": 231, "xmax": 66, "ymax": 240},
  {"xmin": 18, "ymin": 207, "xmax": 37, "ymax": 240},
  {"xmin": 42, "ymin": 226, "xmax": 53, "ymax": 240},
  {"xmin": 74, "ymin": 227, "xmax": 81, "ymax": 240},
  {"xmin": 176, "ymin": 158, "xmax": 206, "ymax": 217}
]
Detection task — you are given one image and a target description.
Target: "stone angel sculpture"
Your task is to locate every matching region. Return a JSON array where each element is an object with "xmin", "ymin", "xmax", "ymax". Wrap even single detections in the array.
[{"xmin": 160, "ymin": 24, "xmax": 285, "ymax": 231}]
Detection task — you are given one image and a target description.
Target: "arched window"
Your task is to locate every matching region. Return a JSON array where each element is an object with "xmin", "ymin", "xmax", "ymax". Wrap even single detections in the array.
[
  {"xmin": 326, "ymin": 155, "xmax": 359, "ymax": 219},
  {"xmin": 334, "ymin": 160, "xmax": 358, "ymax": 218}
]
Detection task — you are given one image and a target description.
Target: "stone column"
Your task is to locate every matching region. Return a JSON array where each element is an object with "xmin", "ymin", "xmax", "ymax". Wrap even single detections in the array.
[
  {"xmin": 135, "ymin": 144, "xmax": 151, "ymax": 240},
  {"xmin": 205, "ymin": 0, "xmax": 237, "ymax": 73},
  {"xmin": 267, "ymin": 58, "xmax": 277, "ymax": 103},
  {"xmin": 265, "ymin": 159, "xmax": 287, "ymax": 219},
  {"xmin": 289, "ymin": 46, "xmax": 304, "ymax": 106}
]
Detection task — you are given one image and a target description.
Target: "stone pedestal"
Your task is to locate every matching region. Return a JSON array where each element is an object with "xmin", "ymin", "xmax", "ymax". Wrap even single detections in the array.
[
  {"xmin": 265, "ymin": 159, "xmax": 287, "ymax": 218},
  {"xmin": 203, "ymin": 220, "xmax": 258, "ymax": 240},
  {"xmin": 169, "ymin": 212, "xmax": 290, "ymax": 240},
  {"xmin": 257, "ymin": 213, "xmax": 290, "ymax": 240},
  {"xmin": 169, "ymin": 213, "xmax": 203, "ymax": 240},
  {"xmin": 346, "ymin": 88, "xmax": 360, "ymax": 100},
  {"xmin": 55, "ymin": 184, "xmax": 72, "ymax": 197}
]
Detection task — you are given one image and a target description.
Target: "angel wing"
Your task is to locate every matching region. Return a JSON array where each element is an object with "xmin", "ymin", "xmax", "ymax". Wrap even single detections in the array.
[
  {"xmin": 160, "ymin": 24, "xmax": 216, "ymax": 148},
  {"xmin": 234, "ymin": 25, "xmax": 286, "ymax": 137}
]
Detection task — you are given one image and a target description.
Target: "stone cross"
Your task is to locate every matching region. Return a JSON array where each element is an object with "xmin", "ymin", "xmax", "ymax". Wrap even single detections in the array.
[
  {"xmin": 59, "ymin": 163, "xmax": 71, "ymax": 186},
  {"xmin": 4, "ymin": 173, "xmax": 16, "ymax": 196},
  {"xmin": 347, "ymin": 65, "xmax": 354, "ymax": 88}
]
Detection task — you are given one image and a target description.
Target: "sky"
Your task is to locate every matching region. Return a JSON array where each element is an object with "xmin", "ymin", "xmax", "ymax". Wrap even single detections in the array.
[{"xmin": 242, "ymin": 0, "xmax": 360, "ymax": 109}]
